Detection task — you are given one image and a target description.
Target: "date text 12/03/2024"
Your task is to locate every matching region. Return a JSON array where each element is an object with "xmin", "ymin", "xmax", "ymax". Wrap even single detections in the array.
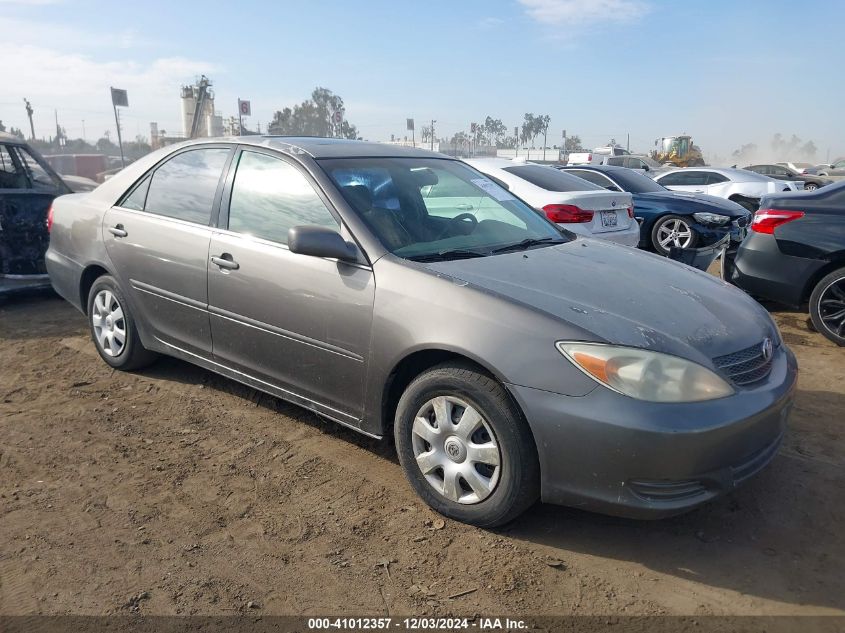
[{"xmin": 306, "ymin": 617, "xmax": 528, "ymax": 630}]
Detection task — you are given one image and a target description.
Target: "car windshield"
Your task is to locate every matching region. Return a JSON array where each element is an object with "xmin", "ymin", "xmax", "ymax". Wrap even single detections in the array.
[
  {"xmin": 320, "ymin": 157, "xmax": 567, "ymax": 260},
  {"xmin": 502, "ymin": 164, "xmax": 603, "ymax": 192},
  {"xmin": 605, "ymin": 168, "xmax": 667, "ymax": 193}
]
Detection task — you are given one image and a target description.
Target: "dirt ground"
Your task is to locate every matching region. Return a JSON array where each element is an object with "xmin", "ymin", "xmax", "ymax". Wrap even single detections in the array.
[{"xmin": 0, "ymin": 289, "xmax": 843, "ymax": 618}]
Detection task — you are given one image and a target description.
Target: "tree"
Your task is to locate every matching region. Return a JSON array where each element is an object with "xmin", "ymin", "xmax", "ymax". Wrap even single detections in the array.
[
  {"xmin": 537, "ymin": 114, "xmax": 551, "ymax": 159},
  {"xmin": 421, "ymin": 125, "xmax": 433, "ymax": 144},
  {"xmin": 482, "ymin": 116, "xmax": 506, "ymax": 146},
  {"xmin": 564, "ymin": 134, "xmax": 582, "ymax": 152},
  {"xmin": 520, "ymin": 113, "xmax": 534, "ymax": 158},
  {"xmin": 449, "ymin": 131, "xmax": 470, "ymax": 156},
  {"xmin": 268, "ymin": 87, "xmax": 359, "ymax": 139}
]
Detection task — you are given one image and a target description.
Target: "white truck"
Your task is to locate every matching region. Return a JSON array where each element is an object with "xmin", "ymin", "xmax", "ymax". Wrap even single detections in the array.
[{"xmin": 567, "ymin": 145, "xmax": 629, "ymax": 165}]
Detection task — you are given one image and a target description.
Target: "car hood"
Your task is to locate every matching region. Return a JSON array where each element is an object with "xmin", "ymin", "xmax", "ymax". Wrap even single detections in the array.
[
  {"xmin": 634, "ymin": 191, "xmax": 747, "ymax": 217},
  {"xmin": 423, "ymin": 239, "xmax": 775, "ymax": 365}
]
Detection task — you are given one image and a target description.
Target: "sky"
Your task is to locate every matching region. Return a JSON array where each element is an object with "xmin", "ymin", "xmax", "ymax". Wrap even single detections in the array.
[{"xmin": 1, "ymin": 0, "xmax": 843, "ymax": 162}]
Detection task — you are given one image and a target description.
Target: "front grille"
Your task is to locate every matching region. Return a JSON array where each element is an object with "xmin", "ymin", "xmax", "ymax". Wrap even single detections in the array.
[
  {"xmin": 733, "ymin": 214, "xmax": 751, "ymax": 229},
  {"xmin": 713, "ymin": 341, "xmax": 773, "ymax": 386}
]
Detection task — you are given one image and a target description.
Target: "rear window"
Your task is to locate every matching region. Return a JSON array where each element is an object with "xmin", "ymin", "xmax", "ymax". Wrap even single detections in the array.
[{"xmin": 503, "ymin": 165, "xmax": 603, "ymax": 192}]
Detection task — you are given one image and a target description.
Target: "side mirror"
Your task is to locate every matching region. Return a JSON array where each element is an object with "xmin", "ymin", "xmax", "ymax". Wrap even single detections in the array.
[
  {"xmin": 642, "ymin": 164, "xmax": 650, "ymax": 172},
  {"xmin": 288, "ymin": 225, "xmax": 358, "ymax": 261}
]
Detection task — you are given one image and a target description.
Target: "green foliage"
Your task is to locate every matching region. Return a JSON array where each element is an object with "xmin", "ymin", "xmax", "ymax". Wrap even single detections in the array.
[
  {"xmin": 268, "ymin": 87, "xmax": 359, "ymax": 139},
  {"xmin": 564, "ymin": 135, "xmax": 582, "ymax": 151}
]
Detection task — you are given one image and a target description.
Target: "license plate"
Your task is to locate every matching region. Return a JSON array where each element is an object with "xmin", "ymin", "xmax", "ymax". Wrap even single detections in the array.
[{"xmin": 600, "ymin": 210, "xmax": 618, "ymax": 227}]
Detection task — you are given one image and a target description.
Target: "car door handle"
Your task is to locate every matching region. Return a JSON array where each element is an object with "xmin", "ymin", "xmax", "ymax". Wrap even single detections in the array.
[
  {"xmin": 108, "ymin": 225, "xmax": 128, "ymax": 237},
  {"xmin": 211, "ymin": 254, "xmax": 239, "ymax": 270},
  {"xmin": 693, "ymin": 189, "xmax": 705, "ymax": 193},
  {"xmin": 456, "ymin": 203, "xmax": 474, "ymax": 211}
]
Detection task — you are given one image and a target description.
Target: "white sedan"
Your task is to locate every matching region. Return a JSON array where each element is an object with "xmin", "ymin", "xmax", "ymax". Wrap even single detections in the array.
[
  {"xmin": 652, "ymin": 167, "xmax": 802, "ymax": 212},
  {"xmin": 464, "ymin": 159, "xmax": 639, "ymax": 247}
]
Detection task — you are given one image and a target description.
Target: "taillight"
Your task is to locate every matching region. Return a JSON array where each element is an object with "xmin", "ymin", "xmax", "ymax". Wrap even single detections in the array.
[
  {"xmin": 543, "ymin": 204, "xmax": 594, "ymax": 223},
  {"xmin": 587, "ymin": 153, "xmax": 592, "ymax": 162},
  {"xmin": 47, "ymin": 204, "xmax": 54, "ymax": 232},
  {"xmin": 751, "ymin": 208, "xmax": 804, "ymax": 234},
  {"xmin": 627, "ymin": 205, "xmax": 634, "ymax": 219}
]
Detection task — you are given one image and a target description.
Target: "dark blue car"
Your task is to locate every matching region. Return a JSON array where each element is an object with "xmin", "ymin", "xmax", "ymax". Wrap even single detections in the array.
[{"xmin": 559, "ymin": 165, "xmax": 750, "ymax": 255}]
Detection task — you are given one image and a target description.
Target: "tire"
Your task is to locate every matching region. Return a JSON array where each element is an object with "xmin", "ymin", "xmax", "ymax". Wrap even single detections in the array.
[
  {"xmin": 730, "ymin": 196, "xmax": 759, "ymax": 214},
  {"xmin": 809, "ymin": 267, "xmax": 845, "ymax": 346},
  {"xmin": 650, "ymin": 214, "xmax": 699, "ymax": 255},
  {"xmin": 804, "ymin": 183, "xmax": 818, "ymax": 191},
  {"xmin": 87, "ymin": 275, "xmax": 158, "ymax": 370},
  {"xmin": 394, "ymin": 361, "xmax": 539, "ymax": 527}
]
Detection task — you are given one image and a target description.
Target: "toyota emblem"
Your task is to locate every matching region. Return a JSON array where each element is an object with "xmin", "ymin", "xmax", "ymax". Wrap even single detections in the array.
[{"xmin": 761, "ymin": 338, "xmax": 773, "ymax": 362}]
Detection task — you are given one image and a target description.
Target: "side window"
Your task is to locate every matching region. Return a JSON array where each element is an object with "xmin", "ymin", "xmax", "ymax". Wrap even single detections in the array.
[
  {"xmin": 569, "ymin": 170, "xmax": 618, "ymax": 189},
  {"xmin": 706, "ymin": 172, "xmax": 729, "ymax": 184},
  {"xmin": 16, "ymin": 147, "xmax": 64, "ymax": 191},
  {"xmin": 0, "ymin": 145, "xmax": 27, "ymax": 189},
  {"xmin": 679, "ymin": 171, "xmax": 709, "ymax": 186},
  {"xmin": 144, "ymin": 148, "xmax": 230, "ymax": 224},
  {"xmin": 120, "ymin": 176, "xmax": 151, "ymax": 211},
  {"xmin": 657, "ymin": 172, "xmax": 686, "ymax": 186},
  {"xmin": 606, "ymin": 157, "xmax": 625, "ymax": 167},
  {"xmin": 227, "ymin": 151, "xmax": 338, "ymax": 245}
]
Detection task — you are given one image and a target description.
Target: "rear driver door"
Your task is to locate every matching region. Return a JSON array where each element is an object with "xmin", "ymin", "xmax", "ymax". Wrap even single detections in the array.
[{"xmin": 103, "ymin": 145, "xmax": 233, "ymax": 357}]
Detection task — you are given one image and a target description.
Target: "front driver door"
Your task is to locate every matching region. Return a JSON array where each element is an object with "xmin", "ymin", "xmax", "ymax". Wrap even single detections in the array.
[{"xmin": 207, "ymin": 148, "xmax": 374, "ymax": 423}]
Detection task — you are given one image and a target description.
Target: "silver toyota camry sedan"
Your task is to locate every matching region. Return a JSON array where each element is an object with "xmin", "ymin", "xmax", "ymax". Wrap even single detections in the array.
[{"xmin": 46, "ymin": 137, "xmax": 797, "ymax": 527}]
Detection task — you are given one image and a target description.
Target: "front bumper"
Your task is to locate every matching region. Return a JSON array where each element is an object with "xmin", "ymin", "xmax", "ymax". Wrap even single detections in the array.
[{"xmin": 507, "ymin": 344, "xmax": 797, "ymax": 519}]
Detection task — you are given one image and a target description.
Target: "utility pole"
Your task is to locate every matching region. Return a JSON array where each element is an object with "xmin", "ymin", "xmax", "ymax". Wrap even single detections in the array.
[
  {"xmin": 24, "ymin": 98, "xmax": 35, "ymax": 140},
  {"xmin": 430, "ymin": 119, "xmax": 436, "ymax": 151},
  {"xmin": 627, "ymin": 133, "xmax": 630, "ymax": 152},
  {"xmin": 82, "ymin": 119, "xmax": 86, "ymax": 141}
]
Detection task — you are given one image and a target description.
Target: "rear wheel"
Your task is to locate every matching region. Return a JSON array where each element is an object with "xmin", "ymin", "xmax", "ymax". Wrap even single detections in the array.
[
  {"xmin": 730, "ymin": 196, "xmax": 759, "ymax": 214},
  {"xmin": 394, "ymin": 362, "xmax": 539, "ymax": 527},
  {"xmin": 87, "ymin": 275, "xmax": 157, "ymax": 370},
  {"xmin": 651, "ymin": 215, "xmax": 698, "ymax": 255},
  {"xmin": 809, "ymin": 268, "xmax": 845, "ymax": 346},
  {"xmin": 804, "ymin": 182, "xmax": 818, "ymax": 191}
]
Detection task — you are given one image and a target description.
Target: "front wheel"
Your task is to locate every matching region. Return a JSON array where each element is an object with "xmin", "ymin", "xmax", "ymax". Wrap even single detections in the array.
[
  {"xmin": 87, "ymin": 275, "xmax": 158, "ymax": 370},
  {"xmin": 809, "ymin": 268, "xmax": 845, "ymax": 346},
  {"xmin": 804, "ymin": 183, "xmax": 818, "ymax": 191},
  {"xmin": 394, "ymin": 362, "xmax": 539, "ymax": 527},
  {"xmin": 651, "ymin": 214, "xmax": 699, "ymax": 255}
]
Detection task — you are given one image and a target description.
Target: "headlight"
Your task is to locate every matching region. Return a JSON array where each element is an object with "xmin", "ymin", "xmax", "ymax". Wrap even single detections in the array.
[
  {"xmin": 693, "ymin": 212, "xmax": 731, "ymax": 225},
  {"xmin": 557, "ymin": 342, "xmax": 734, "ymax": 403}
]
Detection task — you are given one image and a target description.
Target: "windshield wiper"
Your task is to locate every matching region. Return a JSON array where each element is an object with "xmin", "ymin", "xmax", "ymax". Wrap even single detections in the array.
[
  {"xmin": 490, "ymin": 236, "xmax": 563, "ymax": 254},
  {"xmin": 406, "ymin": 249, "xmax": 489, "ymax": 262}
]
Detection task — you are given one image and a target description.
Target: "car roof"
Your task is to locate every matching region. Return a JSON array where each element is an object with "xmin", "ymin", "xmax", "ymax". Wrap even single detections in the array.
[
  {"xmin": 0, "ymin": 131, "xmax": 27, "ymax": 145},
  {"xmin": 212, "ymin": 135, "xmax": 444, "ymax": 159},
  {"xmin": 656, "ymin": 166, "xmax": 776, "ymax": 182},
  {"xmin": 76, "ymin": 136, "xmax": 452, "ymax": 207},
  {"xmin": 562, "ymin": 164, "xmax": 629, "ymax": 174}
]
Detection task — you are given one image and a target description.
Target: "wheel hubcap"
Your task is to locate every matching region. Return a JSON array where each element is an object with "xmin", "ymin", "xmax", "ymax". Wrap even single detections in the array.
[
  {"xmin": 657, "ymin": 218, "xmax": 693, "ymax": 250},
  {"xmin": 411, "ymin": 395, "xmax": 501, "ymax": 505},
  {"xmin": 91, "ymin": 289, "xmax": 126, "ymax": 357},
  {"xmin": 819, "ymin": 277, "xmax": 845, "ymax": 339}
]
